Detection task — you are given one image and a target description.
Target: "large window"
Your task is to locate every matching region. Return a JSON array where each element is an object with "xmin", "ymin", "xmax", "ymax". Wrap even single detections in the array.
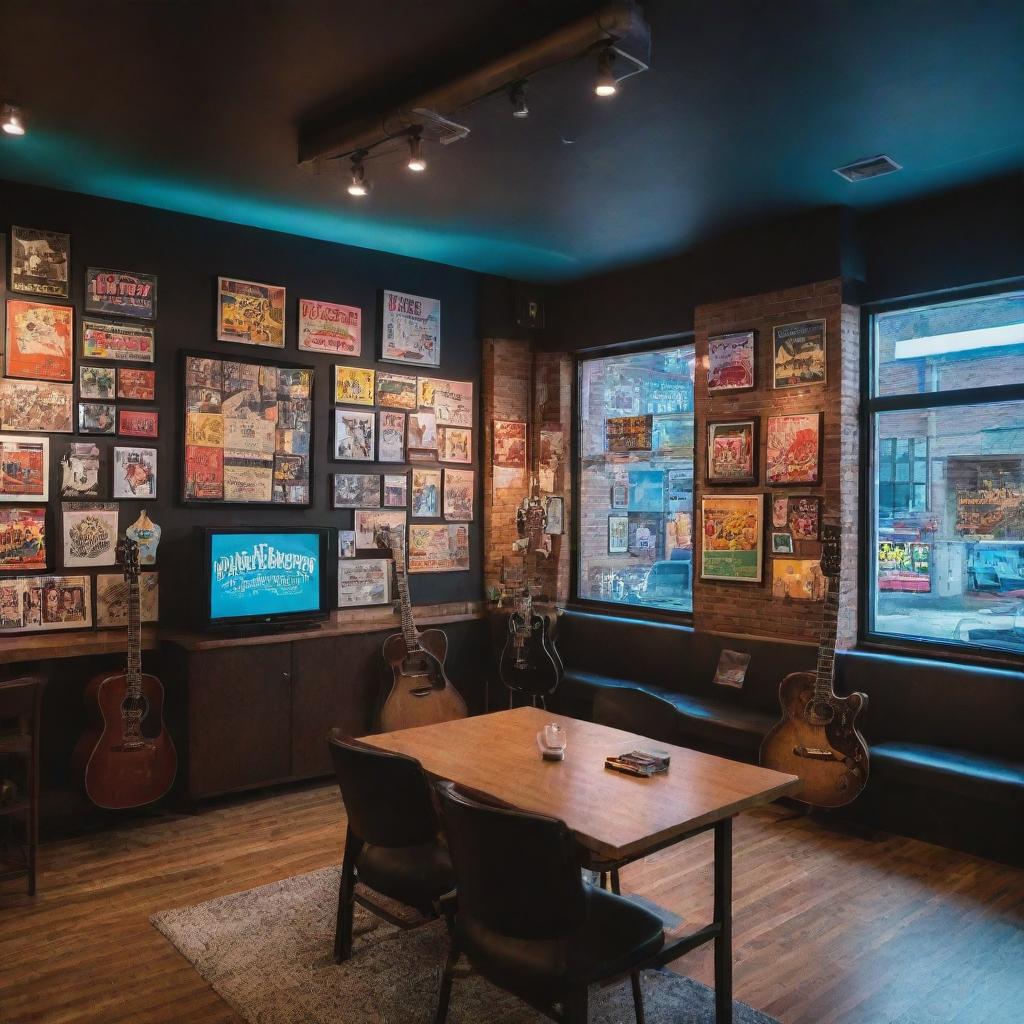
[
  {"xmin": 576, "ymin": 343, "xmax": 695, "ymax": 614},
  {"xmin": 868, "ymin": 289, "xmax": 1024, "ymax": 655}
]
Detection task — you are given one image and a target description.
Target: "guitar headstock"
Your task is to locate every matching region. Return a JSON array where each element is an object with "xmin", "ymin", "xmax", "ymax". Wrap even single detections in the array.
[
  {"xmin": 117, "ymin": 536, "xmax": 140, "ymax": 581},
  {"xmin": 820, "ymin": 523, "xmax": 842, "ymax": 578}
]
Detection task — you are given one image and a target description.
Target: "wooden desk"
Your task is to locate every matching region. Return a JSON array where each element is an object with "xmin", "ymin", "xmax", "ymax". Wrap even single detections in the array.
[{"xmin": 363, "ymin": 706, "xmax": 801, "ymax": 1024}]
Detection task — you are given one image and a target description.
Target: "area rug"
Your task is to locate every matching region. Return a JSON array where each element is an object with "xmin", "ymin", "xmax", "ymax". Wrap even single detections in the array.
[{"xmin": 151, "ymin": 866, "xmax": 780, "ymax": 1023}]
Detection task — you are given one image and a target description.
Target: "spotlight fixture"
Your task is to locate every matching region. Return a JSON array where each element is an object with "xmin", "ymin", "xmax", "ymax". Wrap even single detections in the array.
[
  {"xmin": 406, "ymin": 129, "xmax": 427, "ymax": 172},
  {"xmin": 1, "ymin": 102, "xmax": 26, "ymax": 136},
  {"xmin": 509, "ymin": 81, "xmax": 529, "ymax": 119},
  {"xmin": 347, "ymin": 154, "xmax": 369, "ymax": 196},
  {"xmin": 594, "ymin": 47, "xmax": 618, "ymax": 97}
]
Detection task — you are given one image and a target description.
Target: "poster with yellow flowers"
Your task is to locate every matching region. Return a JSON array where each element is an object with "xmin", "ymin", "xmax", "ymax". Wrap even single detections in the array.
[{"xmin": 700, "ymin": 494, "xmax": 763, "ymax": 582}]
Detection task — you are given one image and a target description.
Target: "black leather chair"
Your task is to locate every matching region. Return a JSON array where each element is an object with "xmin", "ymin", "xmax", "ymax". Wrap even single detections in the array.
[
  {"xmin": 327, "ymin": 730, "xmax": 455, "ymax": 962},
  {"xmin": 434, "ymin": 781, "xmax": 665, "ymax": 1024}
]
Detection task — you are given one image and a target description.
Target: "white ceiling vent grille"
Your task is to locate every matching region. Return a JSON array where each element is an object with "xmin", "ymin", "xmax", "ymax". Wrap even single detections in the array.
[{"xmin": 833, "ymin": 154, "xmax": 902, "ymax": 182}]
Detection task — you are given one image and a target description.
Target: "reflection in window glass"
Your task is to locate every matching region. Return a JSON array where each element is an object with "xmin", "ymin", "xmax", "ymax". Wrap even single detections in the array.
[{"xmin": 577, "ymin": 345, "xmax": 695, "ymax": 613}]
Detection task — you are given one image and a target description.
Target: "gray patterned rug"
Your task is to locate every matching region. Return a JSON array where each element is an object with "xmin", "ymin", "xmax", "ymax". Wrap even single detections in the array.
[{"xmin": 151, "ymin": 866, "xmax": 780, "ymax": 1023}]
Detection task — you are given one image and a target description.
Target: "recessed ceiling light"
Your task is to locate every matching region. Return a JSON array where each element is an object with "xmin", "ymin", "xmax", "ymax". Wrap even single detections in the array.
[
  {"xmin": 510, "ymin": 81, "xmax": 529, "ymax": 119},
  {"xmin": 347, "ymin": 155, "xmax": 369, "ymax": 196},
  {"xmin": 407, "ymin": 131, "xmax": 426, "ymax": 172},
  {"xmin": 594, "ymin": 48, "xmax": 618, "ymax": 97},
  {"xmin": 833, "ymin": 154, "xmax": 902, "ymax": 182},
  {"xmin": 1, "ymin": 102, "xmax": 26, "ymax": 136}
]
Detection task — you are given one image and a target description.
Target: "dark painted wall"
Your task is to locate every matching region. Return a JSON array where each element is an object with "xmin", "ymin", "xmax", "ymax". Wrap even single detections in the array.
[{"xmin": 0, "ymin": 180, "xmax": 488, "ymax": 626}]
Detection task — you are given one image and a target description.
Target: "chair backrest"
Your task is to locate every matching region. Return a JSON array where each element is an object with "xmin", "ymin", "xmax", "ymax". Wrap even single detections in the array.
[
  {"xmin": 592, "ymin": 686, "xmax": 679, "ymax": 746},
  {"xmin": 0, "ymin": 676, "xmax": 44, "ymax": 731},
  {"xmin": 328, "ymin": 730, "xmax": 438, "ymax": 847},
  {"xmin": 436, "ymin": 781, "xmax": 587, "ymax": 940}
]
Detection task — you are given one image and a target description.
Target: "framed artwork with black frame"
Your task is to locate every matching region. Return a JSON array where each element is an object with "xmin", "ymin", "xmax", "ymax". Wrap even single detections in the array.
[
  {"xmin": 765, "ymin": 411, "xmax": 823, "ymax": 486},
  {"xmin": 706, "ymin": 417, "xmax": 758, "ymax": 485}
]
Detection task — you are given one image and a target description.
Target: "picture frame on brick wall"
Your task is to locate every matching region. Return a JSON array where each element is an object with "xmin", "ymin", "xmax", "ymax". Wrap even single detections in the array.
[
  {"xmin": 773, "ymin": 319, "xmax": 826, "ymax": 389},
  {"xmin": 700, "ymin": 494, "xmax": 764, "ymax": 583},
  {"xmin": 765, "ymin": 412, "xmax": 823, "ymax": 486},
  {"xmin": 608, "ymin": 514, "xmax": 628, "ymax": 554},
  {"xmin": 707, "ymin": 330, "xmax": 755, "ymax": 393},
  {"xmin": 706, "ymin": 417, "xmax": 758, "ymax": 485}
]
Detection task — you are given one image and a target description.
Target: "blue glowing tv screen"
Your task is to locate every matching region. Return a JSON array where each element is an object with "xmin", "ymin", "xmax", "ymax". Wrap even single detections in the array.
[{"xmin": 205, "ymin": 529, "xmax": 328, "ymax": 625}]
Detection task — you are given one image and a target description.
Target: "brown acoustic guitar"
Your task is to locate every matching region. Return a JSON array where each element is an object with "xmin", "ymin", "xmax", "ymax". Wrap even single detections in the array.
[
  {"xmin": 760, "ymin": 524, "xmax": 869, "ymax": 807},
  {"xmin": 375, "ymin": 525, "xmax": 467, "ymax": 731},
  {"xmin": 73, "ymin": 537, "xmax": 177, "ymax": 809}
]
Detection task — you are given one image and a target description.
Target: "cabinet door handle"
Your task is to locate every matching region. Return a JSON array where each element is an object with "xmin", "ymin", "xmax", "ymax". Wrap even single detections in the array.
[{"xmin": 282, "ymin": 672, "xmax": 291, "ymax": 683}]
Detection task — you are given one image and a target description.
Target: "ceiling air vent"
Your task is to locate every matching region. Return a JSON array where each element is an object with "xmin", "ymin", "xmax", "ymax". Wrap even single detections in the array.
[{"xmin": 833, "ymin": 154, "xmax": 902, "ymax": 182}]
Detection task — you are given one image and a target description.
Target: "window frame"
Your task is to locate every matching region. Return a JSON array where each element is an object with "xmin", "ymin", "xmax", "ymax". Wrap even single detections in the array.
[
  {"xmin": 570, "ymin": 332, "xmax": 696, "ymax": 624},
  {"xmin": 859, "ymin": 281, "xmax": 1024, "ymax": 667}
]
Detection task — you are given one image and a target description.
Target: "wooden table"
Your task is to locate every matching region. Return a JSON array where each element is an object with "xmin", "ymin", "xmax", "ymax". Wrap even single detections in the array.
[{"xmin": 363, "ymin": 706, "xmax": 801, "ymax": 1023}]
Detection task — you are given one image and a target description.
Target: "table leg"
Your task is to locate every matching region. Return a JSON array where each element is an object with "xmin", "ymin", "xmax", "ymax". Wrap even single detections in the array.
[{"xmin": 714, "ymin": 816, "xmax": 733, "ymax": 1024}]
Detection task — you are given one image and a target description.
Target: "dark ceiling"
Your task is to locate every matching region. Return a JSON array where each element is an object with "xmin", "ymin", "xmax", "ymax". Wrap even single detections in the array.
[{"xmin": 0, "ymin": 0, "xmax": 1021, "ymax": 282}]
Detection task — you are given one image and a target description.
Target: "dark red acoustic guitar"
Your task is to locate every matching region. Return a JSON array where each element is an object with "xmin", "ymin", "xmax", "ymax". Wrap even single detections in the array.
[{"xmin": 73, "ymin": 537, "xmax": 176, "ymax": 809}]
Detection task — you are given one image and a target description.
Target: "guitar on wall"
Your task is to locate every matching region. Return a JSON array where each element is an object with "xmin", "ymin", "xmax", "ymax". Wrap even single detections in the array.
[
  {"xmin": 498, "ymin": 492, "xmax": 563, "ymax": 698},
  {"xmin": 375, "ymin": 525, "xmax": 467, "ymax": 731},
  {"xmin": 760, "ymin": 524, "xmax": 869, "ymax": 807},
  {"xmin": 73, "ymin": 537, "xmax": 177, "ymax": 809}
]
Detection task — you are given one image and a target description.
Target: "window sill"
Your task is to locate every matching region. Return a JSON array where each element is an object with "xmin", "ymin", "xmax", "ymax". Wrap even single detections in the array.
[{"xmin": 858, "ymin": 632, "xmax": 1024, "ymax": 672}]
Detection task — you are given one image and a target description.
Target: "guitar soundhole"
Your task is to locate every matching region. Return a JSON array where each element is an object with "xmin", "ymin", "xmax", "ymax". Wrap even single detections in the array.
[
  {"xmin": 402, "ymin": 654, "xmax": 434, "ymax": 679},
  {"xmin": 804, "ymin": 699, "xmax": 834, "ymax": 726}
]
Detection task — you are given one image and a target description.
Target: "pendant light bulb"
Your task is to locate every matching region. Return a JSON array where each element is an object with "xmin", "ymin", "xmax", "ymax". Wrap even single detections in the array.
[
  {"xmin": 347, "ymin": 156, "xmax": 369, "ymax": 197},
  {"xmin": 510, "ymin": 82, "xmax": 529, "ymax": 119},
  {"xmin": 1, "ymin": 103, "xmax": 26, "ymax": 136},
  {"xmin": 594, "ymin": 48, "xmax": 618, "ymax": 97},
  {"xmin": 407, "ymin": 131, "xmax": 426, "ymax": 172}
]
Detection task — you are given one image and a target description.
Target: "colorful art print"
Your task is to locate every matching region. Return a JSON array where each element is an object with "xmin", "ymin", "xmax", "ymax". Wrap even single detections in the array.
[
  {"xmin": 184, "ymin": 446, "xmax": 224, "ymax": 500},
  {"xmin": 610, "ymin": 481, "xmax": 629, "ymax": 509},
  {"xmin": 223, "ymin": 460, "xmax": 273, "ymax": 502},
  {"xmin": 117, "ymin": 368, "xmax": 156, "ymax": 401},
  {"xmin": 277, "ymin": 367, "xmax": 312, "ymax": 400},
  {"xmin": 700, "ymin": 494, "xmax": 763, "ymax": 582},
  {"xmin": 376, "ymin": 371, "xmax": 418, "ymax": 410},
  {"xmin": 707, "ymin": 331, "xmax": 756, "ymax": 392},
  {"xmin": 95, "ymin": 571, "xmax": 159, "ymax": 628},
  {"xmin": 419, "ymin": 377, "xmax": 473, "ymax": 427},
  {"xmin": 383, "ymin": 474, "xmax": 408, "ymax": 507},
  {"xmin": 60, "ymin": 443, "xmax": 101, "ymax": 498},
  {"xmin": 381, "ymin": 290, "xmax": 441, "ymax": 367},
  {"xmin": 0, "ymin": 509, "xmax": 46, "ymax": 570},
  {"xmin": 5, "ymin": 299, "xmax": 74, "ymax": 380},
  {"xmin": 443, "ymin": 469, "xmax": 474, "ymax": 521},
  {"xmin": 339, "ymin": 531, "xmax": 356, "ymax": 558},
  {"xmin": 0, "ymin": 575, "xmax": 92, "ymax": 633},
  {"xmin": 877, "ymin": 541, "xmax": 931, "ymax": 593},
  {"xmin": 653, "ymin": 415, "xmax": 694, "ymax": 454},
  {"xmin": 438, "ymin": 426, "xmax": 471, "ymax": 464},
  {"xmin": 773, "ymin": 319, "xmax": 826, "ymax": 389},
  {"xmin": 273, "ymin": 453, "xmax": 305, "ymax": 484},
  {"xmin": 788, "ymin": 496, "xmax": 821, "ymax": 540},
  {"xmin": 185, "ymin": 356, "xmax": 222, "ymax": 389},
  {"xmin": 84, "ymin": 268, "xmax": 157, "ymax": 319},
  {"xmin": 538, "ymin": 430, "xmax": 564, "ymax": 492},
  {"xmin": 772, "ymin": 558, "xmax": 825, "ymax": 601},
  {"xmin": 378, "ymin": 411, "xmax": 406, "ymax": 463},
  {"xmin": 334, "ymin": 409, "xmax": 375, "ymax": 461},
  {"xmin": 666, "ymin": 469, "xmax": 691, "ymax": 505},
  {"xmin": 186, "ymin": 412, "xmax": 225, "ymax": 449},
  {"xmin": 771, "ymin": 532, "xmax": 794, "ymax": 555},
  {"xmin": 79, "ymin": 365, "xmax": 115, "ymax": 400},
  {"xmin": 608, "ymin": 515, "xmax": 629, "ymax": 554},
  {"xmin": 61, "ymin": 502, "xmax": 119, "ymax": 568},
  {"xmin": 334, "ymin": 366, "xmax": 375, "ymax": 406},
  {"xmin": 772, "ymin": 495, "xmax": 789, "ymax": 529},
  {"xmin": 955, "ymin": 485, "xmax": 1024, "ymax": 539},
  {"xmin": 0, "ymin": 379, "xmax": 73, "ymax": 433},
  {"xmin": 216, "ymin": 277, "xmax": 286, "ymax": 348},
  {"xmin": 10, "ymin": 226, "xmax": 70, "ymax": 297},
  {"xmin": 113, "ymin": 446, "xmax": 157, "ymax": 499},
  {"xmin": 118, "ymin": 409, "xmax": 159, "ymax": 438},
  {"xmin": 766, "ymin": 412, "xmax": 823, "ymax": 485},
  {"xmin": 81, "ymin": 318, "xmax": 155, "ymax": 363},
  {"xmin": 706, "ymin": 418, "xmax": 758, "ymax": 484},
  {"xmin": 606, "ymin": 415, "xmax": 653, "ymax": 453},
  {"xmin": 296, "ymin": 298, "xmax": 361, "ymax": 355},
  {"xmin": 354, "ymin": 510, "xmax": 406, "ymax": 550},
  {"xmin": 337, "ymin": 558, "xmax": 391, "ymax": 608},
  {"xmin": 407, "ymin": 523, "xmax": 469, "ymax": 573},
  {"xmin": 332, "ymin": 473, "xmax": 381, "ymax": 509},
  {"xmin": 627, "ymin": 513, "xmax": 663, "ymax": 558},
  {"xmin": 0, "ymin": 437, "xmax": 49, "ymax": 502},
  {"xmin": 492, "ymin": 420, "xmax": 526, "ymax": 468},
  {"xmin": 79, "ymin": 402, "xmax": 116, "ymax": 435},
  {"xmin": 411, "ymin": 469, "xmax": 442, "ymax": 518},
  {"xmin": 665, "ymin": 511, "xmax": 691, "ymax": 557},
  {"xmin": 628, "ymin": 469, "xmax": 664, "ymax": 513},
  {"xmin": 408, "ymin": 411, "xmax": 438, "ymax": 452},
  {"xmin": 544, "ymin": 496, "xmax": 564, "ymax": 535}
]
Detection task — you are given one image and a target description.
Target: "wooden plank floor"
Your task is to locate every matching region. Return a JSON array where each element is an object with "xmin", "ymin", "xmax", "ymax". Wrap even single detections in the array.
[{"xmin": 1, "ymin": 783, "xmax": 1021, "ymax": 1024}]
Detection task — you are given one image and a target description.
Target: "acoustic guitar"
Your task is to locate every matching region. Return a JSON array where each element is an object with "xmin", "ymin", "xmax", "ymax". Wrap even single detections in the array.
[
  {"xmin": 73, "ymin": 537, "xmax": 177, "ymax": 809},
  {"xmin": 375, "ymin": 525, "xmax": 467, "ymax": 731},
  {"xmin": 760, "ymin": 524, "xmax": 869, "ymax": 807}
]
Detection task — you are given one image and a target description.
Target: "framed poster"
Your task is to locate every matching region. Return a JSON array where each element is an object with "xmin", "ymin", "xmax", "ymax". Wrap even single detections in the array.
[
  {"xmin": 78, "ymin": 402, "xmax": 116, "ymax": 435},
  {"xmin": 381, "ymin": 290, "xmax": 440, "ymax": 367},
  {"xmin": 610, "ymin": 480, "xmax": 628, "ymax": 509},
  {"xmin": 606, "ymin": 415, "xmax": 653, "ymax": 453},
  {"xmin": 378, "ymin": 411, "xmax": 406, "ymax": 463},
  {"xmin": 411, "ymin": 468, "xmax": 441, "ymax": 518},
  {"xmin": 628, "ymin": 512, "xmax": 663, "ymax": 557},
  {"xmin": 383, "ymin": 474, "xmax": 408, "ymax": 507},
  {"xmin": 628, "ymin": 469, "xmax": 664, "ymax": 512},
  {"xmin": 418, "ymin": 377, "xmax": 472, "ymax": 427},
  {"xmin": 85, "ymin": 268, "xmax": 157, "ymax": 319},
  {"xmin": 492, "ymin": 419, "xmax": 526, "ymax": 489},
  {"xmin": 339, "ymin": 531, "xmax": 356, "ymax": 558},
  {"xmin": 117, "ymin": 368, "xmax": 156, "ymax": 401},
  {"xmin": 771, "ymin": 532, "xmax": 794, "ymax": 555},
  {"xmin": 773, "ymin": 319, "xmax": 826, "ymax": 389},
  {"xmin": 766, "ymin": 412, "xmax": 823, "ymax": 485},
  {"xmin": 0, "ymin": 379, "xmax": 73, "ymax": 433},
  {"xmin": 707, "ymin": 331, "xmax": 755, "ymax": 393},
  {"xmin": 334, "ymin": 409, "xmax": 375, "ymax": 461},
  {"xmin": 113, "ymin": 446, "xmax": 157, "ymax": 500},
  {"xmin": 0, "ymin": 437, "xmax": 49, "ymax": 502},
  {"xmin": 544, "ymin": 496, "xmax": 564, "ymax": 535},
  {"xmin": 407, "ymin": 523, "xmax": 469, "ymax": 573},
  {"xmin": 118, "ymin": 409, "xmax": 159, "ymax": 438},
  {"xmin": 354, "ymin": 510, "xmax": 406, "ymax": 550},
  {"xmin": 5, "ymin": 299, "xmax": 74, "ymax": 380},
  {"xmin": 700, "ymin": 494, "xmax": 763, "ymax": 582},
  {"xmin": 608, "ymin": 515, "xmax": 628, "ymax": 554},
  {"xmin": 0, "ymin": 508, "xmax": 47, "ymax": 570},
  {"xmin": 376, "ymin": 371, "xmax": 417, "ymax": 410},
  {"xmin": 438, "ymin": 426, "xmax": 471, "ymax": 464},
  {"xmin": 772, "ymin": 558, "xmax": 825, "ymax": 600},
  {"xmin": 60, "ymin": 443, "xmax": 102, "ymax": 499},
  {"xmin": 298, "ymin": 298, "xmax": 360, "ymax": 356},
  {"xmin": 443, "ymin": 468, "xmax": 474, "ymax": 521},
  {"xmin": 653, "ymin": 414, "xmax": 694, "ymax": 455},
  {"xmin": 771, "ymin": 495, "xmax": 789, "ymax": 529},
  {"xmin": 61, "ymin": 502, "xmax": 119, "ymax": 568},
  {"xmin": 788, "ymin": 496, "xmax": 821, "ymax": 540},
  {"xmin": 332, "ymin": 473, "xmax": 381, "ymax": 509},
  {"xmin": 81, "ymin": 318, "xmax": 155, "ymax": 363},
  {"xmin": 216, "ymin": 276, "xmax": 285, "ymax": 348},
  {"xmin": 10, "ymin": 226, "xmax": 69, "ymax": 297},
  {"xmin": 79, "ymin": 365, "xmax": 116, "ymax": 400},
  {"xmin": 337, "ymin": 558, "xmax": 391, "ymax": 608},
  {"xmin": 706, "ymin": 418, "xmax": 758, "ymax": 485},
  {"xmin": 408, "ymin": 411, "xmax": 438, "ymax": 460},
  {"xmin": 0, "ymin": 575, "xmax": 92, "ymax": 633},
  {"xmin": 538, "ymin": 430, "xmax": 564, "ymax": 492},
  {"xmin": 96, "ymin": 571, "xmax": 159, "ymax": 627},
  {"xmin": 334, "ymin": 366, "xmax": 375, "ymax": 406}
]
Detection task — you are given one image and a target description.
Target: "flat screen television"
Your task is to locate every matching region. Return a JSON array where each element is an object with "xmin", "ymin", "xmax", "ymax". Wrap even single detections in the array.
[{"xmin": 199, "ymin": 527, "xmax": 331, "ymax": 633}]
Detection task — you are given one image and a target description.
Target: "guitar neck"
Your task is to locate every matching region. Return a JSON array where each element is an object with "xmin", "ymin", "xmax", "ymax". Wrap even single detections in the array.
[
  {"xmin": 126, "ymin": 572, "xmax": 143, "ymax": 696},
  {"xmin": 814, "ymin": 576, "xmax": 840, "ymax": 698},
  {"xmin": 392, "ymin": 550, "xmax": 421, "ymax": 654}
]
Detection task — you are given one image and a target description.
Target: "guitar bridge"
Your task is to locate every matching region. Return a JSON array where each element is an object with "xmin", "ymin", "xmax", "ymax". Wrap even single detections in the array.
[{"xmin": 793, "ymin": 745, "xmax": 841, "ymax": 761}]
